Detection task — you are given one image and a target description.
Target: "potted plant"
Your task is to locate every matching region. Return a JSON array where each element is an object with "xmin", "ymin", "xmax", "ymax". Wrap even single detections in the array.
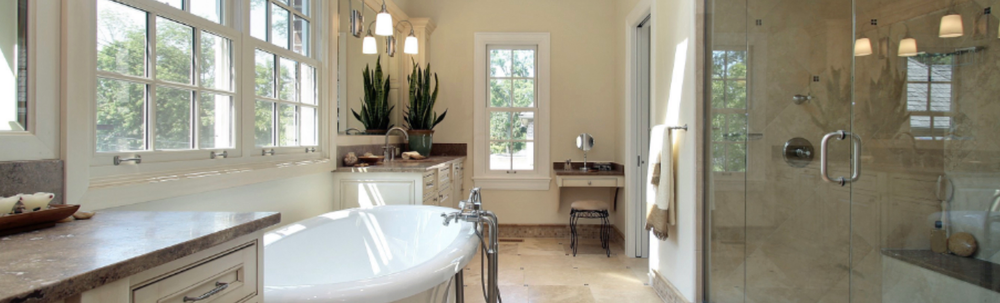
[
  {"xmin": 352, "ymin": 56, "xmax": 393, "ymax": 134},
  {"xmin": 404, "ymin": 62, "xmax": 447, "ymax": 156}
]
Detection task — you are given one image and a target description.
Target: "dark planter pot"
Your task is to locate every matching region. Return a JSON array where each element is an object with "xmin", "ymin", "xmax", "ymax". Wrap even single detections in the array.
[
  {"xmin": 365, "ymin": 129, "xmax": 388, "ymax": 135},
  {"xmin": 407, "ymin": 130, "xmax": 434, "ymax": 156}
]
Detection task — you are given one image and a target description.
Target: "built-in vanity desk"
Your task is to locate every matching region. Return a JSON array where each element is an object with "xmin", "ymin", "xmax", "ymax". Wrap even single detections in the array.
[
  {"xmin": 554, "ymin": 162, "xmax": 625, "ymax": 209},
  {"xmin": 333, "ymin": 156, "xmax": 467, "ymax": 209},
  {"xmin": 0, "ymin": 211, "xmax": 279, "ymax": 303}
]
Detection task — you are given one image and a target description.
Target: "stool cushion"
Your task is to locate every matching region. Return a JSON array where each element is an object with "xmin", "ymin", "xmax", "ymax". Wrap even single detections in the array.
[{"xmin": 571, "ymin": 200, "xmax": 609, "ymax": 211}]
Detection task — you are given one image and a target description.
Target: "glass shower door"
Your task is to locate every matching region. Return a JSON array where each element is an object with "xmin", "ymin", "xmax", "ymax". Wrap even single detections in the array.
[
  {"xmin": 707, "ymin": 0, "xmax": 857, "ymax": 301},
  {"xmin": 709, "ymin": 0, "xmax": 1000, "ymax": 301}
]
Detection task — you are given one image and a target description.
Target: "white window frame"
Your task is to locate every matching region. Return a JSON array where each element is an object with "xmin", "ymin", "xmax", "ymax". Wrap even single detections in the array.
[
  {"xmin": 90, "ymin": 0, "xmax": 244, "ymax": 168},
  {"xmin": 473, "ymin": 32, "xmax": 550, "ymax": 191},
  {"xmin": 0, "ymin": 0, "xmax": 60, "ymax": 162},
  {"xmin": 63, "ymin": 0, "xmax": 334, "ymax": 208}
]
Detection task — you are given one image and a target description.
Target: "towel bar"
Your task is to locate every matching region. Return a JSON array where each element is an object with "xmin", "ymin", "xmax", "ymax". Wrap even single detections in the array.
[{"xmin": 668, "ymin": 124, "xmax": 688, "ymax": 131}]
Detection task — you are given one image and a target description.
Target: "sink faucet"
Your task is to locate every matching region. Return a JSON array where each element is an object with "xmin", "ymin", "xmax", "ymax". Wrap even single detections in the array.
[{"xmin": 384, "ymin": 127, "xmax": 409, "ymax": 162}]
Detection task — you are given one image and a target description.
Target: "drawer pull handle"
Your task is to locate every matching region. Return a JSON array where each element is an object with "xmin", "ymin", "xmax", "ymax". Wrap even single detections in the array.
[{"xmin": 183, "ymin": 282, "xmax": 229, "ymax": 302}]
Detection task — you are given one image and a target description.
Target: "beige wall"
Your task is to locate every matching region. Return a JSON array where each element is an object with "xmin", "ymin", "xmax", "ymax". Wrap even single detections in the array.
[
  {"xmin": 648, "ymin": 0, "xmax": 702, "ymax": 301},
  {"xmin": 404, "ymin": 0, "xmax": 620, "ymax": 225}
]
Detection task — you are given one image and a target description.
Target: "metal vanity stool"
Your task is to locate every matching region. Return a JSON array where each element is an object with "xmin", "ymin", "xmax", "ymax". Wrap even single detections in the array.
[{"xmin": 569, "ymin": 200, "xmax": 612, "ymax": 257}]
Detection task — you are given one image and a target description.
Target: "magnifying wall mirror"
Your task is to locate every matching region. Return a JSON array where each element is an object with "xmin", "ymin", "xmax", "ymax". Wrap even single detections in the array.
[{"xmin": 0, "ymin": 0, "xmax": 28, "ymax": 131}]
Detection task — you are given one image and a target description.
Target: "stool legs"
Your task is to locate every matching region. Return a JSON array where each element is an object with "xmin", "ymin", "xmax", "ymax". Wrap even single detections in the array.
[{"xmin": 569, "ymin": 209, "xmax": 611, "ymax": 257}]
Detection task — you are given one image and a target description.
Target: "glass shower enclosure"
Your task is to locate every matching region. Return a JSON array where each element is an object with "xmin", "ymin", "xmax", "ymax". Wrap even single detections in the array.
[{"xmin": 706, "ymin": 0, "xmax": 1000, "ymax": 301}]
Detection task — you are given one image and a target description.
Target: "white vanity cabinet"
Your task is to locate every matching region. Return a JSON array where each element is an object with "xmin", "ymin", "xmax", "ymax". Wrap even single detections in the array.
[
  {"xmin": 66, "ymin": 232, "xmax": 266, "ymax": 303},
  {"xmin": 333, "ymin": 157, "xmax": 466, "ymax": 210}
]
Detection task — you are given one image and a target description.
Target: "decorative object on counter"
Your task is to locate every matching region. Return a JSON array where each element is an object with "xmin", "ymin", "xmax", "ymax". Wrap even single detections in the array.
[
  {"xmin": 0, "ymin": 195, "xmax": 20, "ymax": 216},
  {"xmin": 565, "ymin": 159, "xmax": 572, "ymax": 170},
  {"xmin": 20, "ymin": 192, "xmax": 55, "ymax": 212},
  {"xmin": 948, "ymin": 232, "xmax": 978, "ymax": 257},
  {"xmin": 0, "ymin": 204, "xmax": 80, "ymax": 237},
  {"xmin": 73, "ymin": 211, "xmax": 96, "ymax": 220},
  {"xmin": 401, "ymin": 151, "xmax": 426, "ymax": 160},
  {"xmin": 594, "ymin": 163, "xmax": 613, "ymax": 171},
  {"xmin": 352, "ymin": 56, "xmax": 394, "ymax": 134},
  {"xmin": 57, "ymin": 216, "xmax": 74, "ymax": 223},
  {"xmin": 404, "ymin": 62, "xmax": 447, "ymax": 156},
  {"xmin": 930, "ymin": 220, "xmax": 948, "ymax": 254},
  {"xmin": 344, "ymin": 152, "xmax": 359, "ymax": 166},
  {"xmin": 576, "ymin": 133, "xmax": 595, "ymax": 171}
]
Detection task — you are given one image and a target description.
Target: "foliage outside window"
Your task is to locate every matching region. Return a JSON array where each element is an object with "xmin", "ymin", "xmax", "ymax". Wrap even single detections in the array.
[
  {"xmin": 710, "ymin": 50, "xmax": 747, "ymax": 172},
  {"xmin": 906, "ymin": 54, "xmax": 953, "ymax": 140},
  {"xmin": 487, "ymin": 47, "xmax": 536, "ymax": 172},
  {"xmin": 95, "ymin": 0, "xmax": 319, "ymax": 158},
  {"xmin": 251, "ymin": 0, "xmax": 317, "ymax": 148},
  {"xmin": 96, "ymin": 0, "xmax": 234, "ymax": 152}
]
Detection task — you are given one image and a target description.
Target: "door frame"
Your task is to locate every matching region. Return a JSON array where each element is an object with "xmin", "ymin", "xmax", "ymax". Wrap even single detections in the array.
[{"xmin": 624, "ymin": 0, "xmax": 654, "ymax": 259}]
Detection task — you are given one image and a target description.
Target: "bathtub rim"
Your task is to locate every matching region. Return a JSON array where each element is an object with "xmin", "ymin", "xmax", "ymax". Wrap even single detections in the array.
[{"xmin": 263, "ymin": 205, "xmax": 480, "ymax": 303}]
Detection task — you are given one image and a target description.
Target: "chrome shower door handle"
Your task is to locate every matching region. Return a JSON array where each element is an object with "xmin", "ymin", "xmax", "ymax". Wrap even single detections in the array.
[
  {"xmin": 848, "ymin": 132, "xmax": 862, "ymax": 183},
  {"xmin": 820, "ymin": 130, "xmax": 861, "ymax": 186}
]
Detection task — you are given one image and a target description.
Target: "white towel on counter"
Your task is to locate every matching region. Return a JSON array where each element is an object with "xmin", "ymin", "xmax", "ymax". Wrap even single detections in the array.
[{"xmin": 645, "ymin": 125, "xmax": 676, "ymax": 240}]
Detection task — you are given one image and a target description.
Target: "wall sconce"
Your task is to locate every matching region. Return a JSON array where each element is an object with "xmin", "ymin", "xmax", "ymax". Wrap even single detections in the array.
[
  {"xmin": 348, "ymin": 0, "xmax": 364, "ymax": 38},
  {"xmin": 939, "ymin": 13, "xmax": 964, "ymax": 38},
  {"xmin": 386, "ymin": 36, "xmax": 397, "ymax": 57},
  {"xmin": 375, "ymin": 0, "xmax": 393, "ymax": 36},
  {"xmin": 363, "ymin": 21, "xmax": 377, "ymax": 54},
  {"xmin": 395, "ymin": 20, "xmax": 419, "ymax": 55},
  {"xmin": 855, "ymin": 38, "xmax": 873, "ymax": 56},
  {"xmin": 898, "ymin": 37, "xmax": 918, "ymax": 57}
]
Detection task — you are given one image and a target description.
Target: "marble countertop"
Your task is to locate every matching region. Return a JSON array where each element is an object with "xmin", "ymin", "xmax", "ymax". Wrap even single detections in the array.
[
  {"xmin": 335, "ymin": 156, "xmax": 466, "ymax": 173},
  {"xmin": 882, "ymin": 249, "xmax": 1000, "ymax": 293},
  {"xmin": 0, "ymin": 211, "xmax": 280, "ymax": 303}
]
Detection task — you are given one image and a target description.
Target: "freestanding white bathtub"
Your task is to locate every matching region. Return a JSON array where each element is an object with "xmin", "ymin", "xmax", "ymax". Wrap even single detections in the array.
[{"xmin": 263, "ymin": 205, "xmax": 480, "ymax": 303}]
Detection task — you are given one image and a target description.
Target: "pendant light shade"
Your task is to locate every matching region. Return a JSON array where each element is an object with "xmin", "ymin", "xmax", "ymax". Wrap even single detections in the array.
[
  {"xmin": 375, "ymin": 2, "xmax": 394, "ymax": 36},
  {"xmin": 939, "ymin": 14, "xmax": 964, "ymax": 38},
  {"xmin": 898, "ymin": 38, "xmax": 918, "ymax": 57},
  {"xmin": 404, "ymin": 31, "xmax": 419, "ymax": 54},
  {"xmin": 362, "ymin": 32, "xmax": 377, "ymax": 54},
  {"xmin": 855, "ymin": 38, "xmax": 873, "ymax": 56}
]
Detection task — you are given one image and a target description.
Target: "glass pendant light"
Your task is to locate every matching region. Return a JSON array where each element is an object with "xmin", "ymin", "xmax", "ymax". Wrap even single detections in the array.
[
  {"xmin": 363, "ymin": 21, "xmax": 377, "ymax": 54},
  {"xmin": 404, "ymin": 32, "xmax": 419, "ymax": 54},
  {"xmin": 898, "ymin": 37, "xmax": 918, "ymax": 57},
  {"xmin": 939, "ymin": 13, "xmax": 964, "ymax": 38},
  {"xmin": 855, "ymin": 38, "xmax": 873, "ymax": 56},
  {"xmin": 375, "ymin": 0, "xmax": 393, "ymax": 36}
]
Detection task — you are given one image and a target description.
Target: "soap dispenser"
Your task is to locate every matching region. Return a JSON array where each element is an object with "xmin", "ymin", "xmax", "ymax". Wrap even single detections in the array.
[{"xmin": 930, "ymin": 220, "xmax": 948, "ymax": 254}]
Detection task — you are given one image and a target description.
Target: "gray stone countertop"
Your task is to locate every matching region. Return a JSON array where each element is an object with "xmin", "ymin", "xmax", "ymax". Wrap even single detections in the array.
[
  {"xmin": 335, "ymin": 156, "xmax": 466, "ymax": 173},
  {"xmin": 882, "ymin": 249, "xmax": 1000, "ymax": 293},
  {"xmin": 0, "ymin": 211, "xmax": 281, "ymax": 303}
]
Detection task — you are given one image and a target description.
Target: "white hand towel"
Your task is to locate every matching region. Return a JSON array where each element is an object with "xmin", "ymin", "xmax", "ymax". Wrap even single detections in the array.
[{"xmin": 645, "ymin": 125, "xmax": 677, "ymax": 240}]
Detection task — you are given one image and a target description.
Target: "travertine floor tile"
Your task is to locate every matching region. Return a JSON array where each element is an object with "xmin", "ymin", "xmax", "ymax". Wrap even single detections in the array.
[{"xmin": 528, "ymin": 285, "xmax": 597, "ymax": 303}]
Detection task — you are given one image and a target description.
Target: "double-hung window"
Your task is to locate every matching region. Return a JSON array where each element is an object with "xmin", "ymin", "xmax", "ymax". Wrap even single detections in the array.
[
  {"xmin": 92, "ymin": 0, "xmax": 322, "ymax": 169},
  {"xmin": 906, "ymin": 54, "xmax": 953, "ymax": 140},
  {"xmin": 473, "ymin": 33, "xmax": 550, "ymax": 190},
  {"xmin": 96, "ymin": 0, "xmax": 237, "ymax": 156},
  {"xmin": 249, "ymin": 0, "xmax": 319, "ymax": 150}
]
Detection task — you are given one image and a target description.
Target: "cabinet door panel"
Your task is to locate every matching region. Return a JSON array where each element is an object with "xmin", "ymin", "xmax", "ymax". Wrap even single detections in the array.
[{"xmin": 339, "ymin": 180, "xmax": 416, "ymax": 209}]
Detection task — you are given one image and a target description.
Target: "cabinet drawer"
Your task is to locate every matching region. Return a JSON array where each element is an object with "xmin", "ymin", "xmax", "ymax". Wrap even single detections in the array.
[
  {"xmin": 437, "ymin": 165, "xmax": 452, "ymax": 184},
  {"xmin": 562, "ymin": 178, "xmax": 619, "ymax": 187},
  {"xmin": 133, "ymin": 242, "xmax": 257, "ymax": 303}
]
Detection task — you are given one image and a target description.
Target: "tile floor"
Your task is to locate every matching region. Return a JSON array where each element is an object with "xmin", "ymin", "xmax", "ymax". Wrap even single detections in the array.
[{"xmin": 461, "ymin": 238, "xmax": 663, "ymax": 303}]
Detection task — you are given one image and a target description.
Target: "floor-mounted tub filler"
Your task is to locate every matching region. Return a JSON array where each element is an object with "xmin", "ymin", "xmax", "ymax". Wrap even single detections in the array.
[{"xmin": 263, "ymin": 189, "xmax": 501, "ymax": 303}]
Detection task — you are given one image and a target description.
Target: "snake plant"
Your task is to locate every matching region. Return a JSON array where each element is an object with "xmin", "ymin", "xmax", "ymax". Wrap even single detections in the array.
[
  {"xmin": 404, "ymin": 62, "xmax": 447, "ymax": 130},
  {"xmin": 352, "ymin": 56, "xmax": 394, "ymax": 131}
]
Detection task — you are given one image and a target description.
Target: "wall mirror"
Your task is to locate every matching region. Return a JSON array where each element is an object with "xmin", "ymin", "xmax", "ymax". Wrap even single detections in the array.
[
  {"xmin": 336, "ymin": 0, "xmax": 404, "ymax": 135},
  {"xmin": 0, "ymin": 0, "xmax": 28, "ymax": 132}
]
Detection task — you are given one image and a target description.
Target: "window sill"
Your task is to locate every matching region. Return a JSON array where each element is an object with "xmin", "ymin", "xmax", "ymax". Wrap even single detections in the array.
[
  {"xmin": 81, "ymin": 157, "xmax": 335, "ymax": 211},
  {"xmin": 472, "ymin": 176, "xmax": 552, "ymax": 191}
]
